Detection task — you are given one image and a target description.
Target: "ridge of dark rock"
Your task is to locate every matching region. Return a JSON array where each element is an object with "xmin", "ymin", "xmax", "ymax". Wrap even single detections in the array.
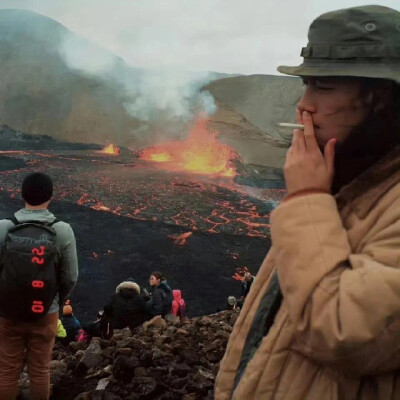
[{"xmin": 18, "ymin": 311, "xmax": 239, "ymax": 400}]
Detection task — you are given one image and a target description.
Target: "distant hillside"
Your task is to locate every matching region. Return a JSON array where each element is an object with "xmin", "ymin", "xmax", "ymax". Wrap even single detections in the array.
[
  {"xmin": 0, "ymin": 9, "xmax": 302, "ymax": 169},
  {"xmin": 205, "ymin": 75, "xmax": 303, "ymax": 168},
  {"xmin": 0, "ymin": 9, "xmax": 143, "ymax": 145}
]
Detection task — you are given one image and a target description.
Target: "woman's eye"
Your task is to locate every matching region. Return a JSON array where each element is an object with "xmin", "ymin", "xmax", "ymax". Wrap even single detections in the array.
[{"xmin": 316, "ymin": 86, "xmax": 334, "ymax": 91}]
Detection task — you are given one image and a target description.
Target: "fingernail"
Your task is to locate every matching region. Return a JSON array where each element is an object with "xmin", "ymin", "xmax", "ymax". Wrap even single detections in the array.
[{"xmin": 303, "ymin": 111, "xmax": 309, "ymax": 117}]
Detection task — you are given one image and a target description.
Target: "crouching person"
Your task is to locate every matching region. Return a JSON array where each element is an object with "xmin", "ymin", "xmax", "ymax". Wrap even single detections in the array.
[
  {"xmin": 147, "ymin": 272, "xmax": 173, "ymax": 318},
  {"xmin": 103, "ymin": 278, "xmax": 151, "ymax": 337},
  {"xmin": 0, "ymin": 172, "xmax": 78, "ymax": 400},
  {"xmin": 61, "ymin": 301, "xmax": 81, "ymax": 344}
]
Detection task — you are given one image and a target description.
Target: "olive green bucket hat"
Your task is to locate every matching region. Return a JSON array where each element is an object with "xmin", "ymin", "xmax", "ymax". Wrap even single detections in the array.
[{"xmin": 278, "ymin": 5, "xmax": 400, "ymax": 84}]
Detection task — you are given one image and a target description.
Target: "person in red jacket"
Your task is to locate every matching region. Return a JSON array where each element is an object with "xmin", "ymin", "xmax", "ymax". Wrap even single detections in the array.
[{"xmin": 171, "ymin": 290, "xmax": 186, "ymax": 320}]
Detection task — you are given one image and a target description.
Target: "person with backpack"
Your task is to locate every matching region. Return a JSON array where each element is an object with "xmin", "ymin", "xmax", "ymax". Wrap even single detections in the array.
[
  {"xmin": 147, "ymin": 272, "xmax": 173, "ymax": 318},
  {"xmin": 0, "ymin": 172, "xmax": 78, "ymax": 400},
  {"xmin": 60, "ymin": 300, "xmax": 81, "ymax": 344},
  {"xmin": 103, "ymin": 278, "xmax": 151, "ymax": 337},
  {"xmin": 171, "ymin": 289, "xmax": 186, "ymax": 320}
]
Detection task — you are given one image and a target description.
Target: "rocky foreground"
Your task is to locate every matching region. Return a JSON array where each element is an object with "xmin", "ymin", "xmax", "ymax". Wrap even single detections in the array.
[{"xmin": 18, "ymin": 311, "xmax": 238, "ymax": 400}]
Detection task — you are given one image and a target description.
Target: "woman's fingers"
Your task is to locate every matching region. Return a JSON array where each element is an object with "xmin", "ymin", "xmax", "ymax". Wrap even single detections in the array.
[
  {"xmin": 291, "ymin": 129, "xmax": 305, "ymax": 153},
  {"xmin": 296, "ymin": 108, "xmax": 303, "ymax": 124},
  {"xmin": 324, "ymin": 138, "xmax": 336, "ymax": 177},
  {"xmin": 302, "ymin": 111, "xmax": 319, "ymax": 151}
]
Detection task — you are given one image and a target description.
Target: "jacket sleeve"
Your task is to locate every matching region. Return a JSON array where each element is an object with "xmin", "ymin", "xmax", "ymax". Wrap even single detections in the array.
[
  {"xmin": 271, "ymin": 193, "xmax": 400, "ymax": 377},
  {"xmin": 240, "ymin": 281, "xmax": 246, "ymax": 298},
  {"xmin": 57, "ymin": 320, "xmax": 67, "ymax": 338},
  {"xmin": 57, "ymin": 224, "xmax": 79, "ymax": 304},
  {"xmin": 150, "ymin": 290, "xmax": 164, "ymax": 316},
  {"xmin": 73, "ymin": 316, "xmax": 81, "ymax": 329}
]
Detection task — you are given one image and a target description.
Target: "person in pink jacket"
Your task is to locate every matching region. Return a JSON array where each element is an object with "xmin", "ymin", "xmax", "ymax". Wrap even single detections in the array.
[{"xmin": 171, "ymin": 289, "xmax": 186, "ymax": 320}]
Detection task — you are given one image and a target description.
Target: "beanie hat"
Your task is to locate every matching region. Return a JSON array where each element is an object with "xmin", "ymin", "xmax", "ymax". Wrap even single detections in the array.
[
  {"xmin": 21, "ymin": 172, "xmax": 53, "ymax": 206},
  {"xmin": 63, "ymin": 305, "xmax": 73, "ymax": 315}
]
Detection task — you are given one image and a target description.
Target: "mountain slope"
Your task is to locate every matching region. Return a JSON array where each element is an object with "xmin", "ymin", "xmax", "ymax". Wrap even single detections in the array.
[
  {"xmin": 0, "ymin": 8, "xmax": 140, "ymax": 145},
  {"xmin": 205, "ymin": 74, "xmax": 303, "ymax": 168}
]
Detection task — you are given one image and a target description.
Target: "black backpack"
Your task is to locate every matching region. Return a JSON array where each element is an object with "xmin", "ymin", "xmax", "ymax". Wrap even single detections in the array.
[{"xmin": 0, "ymin": 216, "xmax": 60, "ymax": 322}]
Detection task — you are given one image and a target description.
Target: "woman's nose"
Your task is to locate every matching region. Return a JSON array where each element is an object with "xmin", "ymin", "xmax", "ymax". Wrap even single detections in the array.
[{"xmin": 297, "ymin": 87, "xmax": 317, "ymax": 116}]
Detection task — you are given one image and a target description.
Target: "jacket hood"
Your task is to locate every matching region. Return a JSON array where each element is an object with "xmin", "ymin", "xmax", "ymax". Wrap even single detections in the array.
[
  {"xmin": 14, "ymin": 208, "xmax": 56, "ymax": 223},
  {"xmin": 173, "ymin": 290, "xmax": 181, "ymax": 300},
  {"xmin": 159, "ymin": 280, "xmax": 172, "ymax": 291},
  {"xmin": 116, "ymin": 281, "xmax": 140, "ymax": 295}
]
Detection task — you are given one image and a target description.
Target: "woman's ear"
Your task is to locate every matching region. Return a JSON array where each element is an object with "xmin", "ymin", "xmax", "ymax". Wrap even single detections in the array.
[{"xmin": 372, "ymin": 83, "xmax": 394, "ymax": 112}]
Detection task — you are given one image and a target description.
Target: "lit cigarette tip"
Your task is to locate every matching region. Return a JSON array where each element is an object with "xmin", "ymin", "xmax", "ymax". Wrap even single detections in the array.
[{"xmin": 278, "ymin": 123, "xmax": 305, "ymax": 129}]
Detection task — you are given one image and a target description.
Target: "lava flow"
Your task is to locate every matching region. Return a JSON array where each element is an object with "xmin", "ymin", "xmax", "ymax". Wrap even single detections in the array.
[
  {"xmin": 140, "ymin": 118, "xmax": 240, "ymax": 177},
  {"xmin": 102, "ymin": 143, "xmax": 120, "ymax": 155},
  {"xmin": 0, "ymin": 133, "xmax": 285, "ymax": 240}
]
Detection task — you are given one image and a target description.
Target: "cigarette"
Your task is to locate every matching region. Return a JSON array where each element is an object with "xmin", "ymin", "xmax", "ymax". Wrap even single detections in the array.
[{"xmin": 278, "ymin": 123, "xmax": 305, "ymax": 129}]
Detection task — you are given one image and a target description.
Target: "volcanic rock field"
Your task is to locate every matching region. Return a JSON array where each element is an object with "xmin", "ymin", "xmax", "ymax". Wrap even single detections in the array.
[{"xmin": 0, "ymin": 127, "xmax": 284, "ymax": 321}]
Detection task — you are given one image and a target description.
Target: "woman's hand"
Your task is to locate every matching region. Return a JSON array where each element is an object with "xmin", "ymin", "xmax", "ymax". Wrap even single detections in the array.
[{"xmin": 284, "ymin": 110, "xmax": 336, "ymax": 196}]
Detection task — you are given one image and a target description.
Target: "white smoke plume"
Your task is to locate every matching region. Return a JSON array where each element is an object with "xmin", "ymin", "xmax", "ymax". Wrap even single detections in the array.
[
  {"xmin": 58, "ymin": 29, "xmax": 218, "ymax": 124},
  {"xmin": 122, "ymin": 69, "xmax": 217, "ymax": 121}
]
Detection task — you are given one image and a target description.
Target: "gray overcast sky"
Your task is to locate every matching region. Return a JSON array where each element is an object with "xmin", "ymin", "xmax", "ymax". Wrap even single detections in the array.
[{"xmin": 0, "ymin": 0, "xmax": 399, "ymax": 75}]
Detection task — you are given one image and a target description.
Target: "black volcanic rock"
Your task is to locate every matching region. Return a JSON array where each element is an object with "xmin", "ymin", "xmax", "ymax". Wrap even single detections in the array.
[
  {"xmin": 48, "ymin": 311, "xmax": 238, "ymax": 400},
  {"xmin": 0, "ymin": 154, "xmax": 26, "ymax": 171},
  {"xmin": 112, "ymin": 355, "xmax": 139, "ymax": 383},
  {"xmin": 0, "ymin": 125, "xmax": 102, "ymax": 151}
]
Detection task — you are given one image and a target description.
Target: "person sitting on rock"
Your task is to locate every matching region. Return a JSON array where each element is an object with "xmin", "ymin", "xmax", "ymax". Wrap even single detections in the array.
[
  {"xmin": 147, "ymin": 272, "xmax": 173, "ymax": 318},
  {"xmin": 103, "ymin": 278, "xmax": 151, "ymax": 336},
  {"xmin": 61, "ymin": 300, "xmax": 81, "ymax": 344},
  {"xmin": 171, "ymin": 289, "xmax": 186, "ymax": 321}
]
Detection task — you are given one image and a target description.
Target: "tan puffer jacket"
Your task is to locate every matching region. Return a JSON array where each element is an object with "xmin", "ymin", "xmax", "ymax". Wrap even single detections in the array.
[{"xmin": 215, "ymin": 146, "xmax": 400, "ymax": 400}]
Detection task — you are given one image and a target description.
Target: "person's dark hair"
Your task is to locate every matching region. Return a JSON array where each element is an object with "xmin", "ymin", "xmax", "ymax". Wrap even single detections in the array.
[
  {"xmin": 331, "ymin": 78, "xmax": 400, "ymax": 193},
  {"xmin": 21, "ymin": 172, "xmax": 53, "ymax": 206},
  {"xmin": 150, "ymin": 271, "xmax": 164, "ymax": 281}
]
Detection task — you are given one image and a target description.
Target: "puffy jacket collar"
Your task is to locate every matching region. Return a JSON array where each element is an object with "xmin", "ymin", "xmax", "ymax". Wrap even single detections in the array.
[
  {"xmin": 116, "ymin": 281, "xmax": 140, "ymax": 294},
  {"xmin": 159, "ymin": 280, "xmax": 172, "ymax": 291},
  {"xmin": 336, "ymin": 145, "xmax": 400, "ymax": 219}
]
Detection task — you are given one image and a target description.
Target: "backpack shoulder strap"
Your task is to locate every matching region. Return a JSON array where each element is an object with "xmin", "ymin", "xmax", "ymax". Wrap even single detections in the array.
[
  {"xmin": 7, "ymin": 216, "xmax": 19, "ymax": 225},
  {"xmin": 7, "ymin": 218, "xmax": 60, "ymax": 227}
]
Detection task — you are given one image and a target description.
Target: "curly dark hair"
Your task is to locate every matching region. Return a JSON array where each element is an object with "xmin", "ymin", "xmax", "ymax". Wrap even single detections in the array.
[
  {"xmin": 331, "ymin": 78, "xmax": 400, "ymax": 193},
  {"xmin": 150, "ymin": 271, "xmax": 164, "ymax": 281}
]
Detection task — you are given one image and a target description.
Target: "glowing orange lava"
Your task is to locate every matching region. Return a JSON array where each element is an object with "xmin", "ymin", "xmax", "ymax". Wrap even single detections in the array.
[
  {"xmin": 168, "ymin": 231, "xmax": 193, "ymax": 246},
  {"xmin": 141, "ymin": 150, "xmax": 172, "ymax": 162},
  {"xmin": 139, "ymin": 118, "xmax": 240, "ymax": 177},
  {"xmin": 102, "ymin": 144, "xmax": 120, "ymax": 155}
]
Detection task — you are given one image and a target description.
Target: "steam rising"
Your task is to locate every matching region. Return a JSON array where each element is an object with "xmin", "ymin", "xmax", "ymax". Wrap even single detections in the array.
[
  {"xmin": 60, "ymin": 33, "xmax": 115, "ymax": 75},
  {"xmin": 59, "ymin": 30, "xmax": 218, "ymax": 124},
  {"xmin": 122, "ymin": 69, "xmax": 217, "ymax": 121}
]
